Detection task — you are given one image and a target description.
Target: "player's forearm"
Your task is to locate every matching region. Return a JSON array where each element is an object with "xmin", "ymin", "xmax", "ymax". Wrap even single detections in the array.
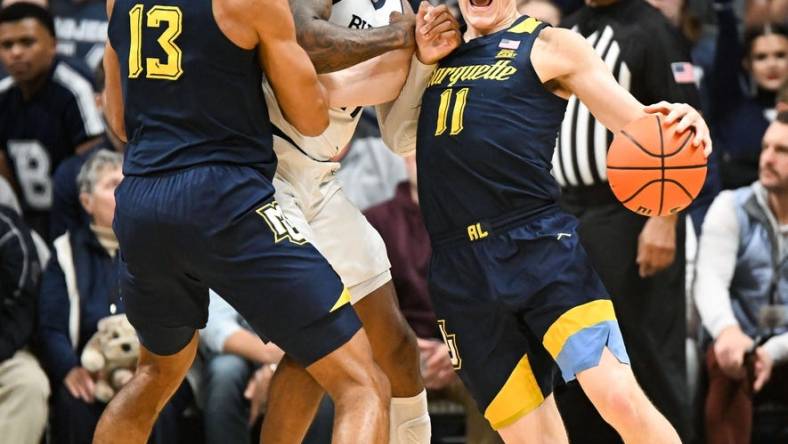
[
  {"xmin": 296, "ymin": 20, "xmax": 412, "ymax": 74},
  {"xmin": 377, "ymin": 55, "xmax": 435, "ymax": 154},
  {"xmin": 321, "ymin": 48, "xmax": 412, "ymax": 107}
]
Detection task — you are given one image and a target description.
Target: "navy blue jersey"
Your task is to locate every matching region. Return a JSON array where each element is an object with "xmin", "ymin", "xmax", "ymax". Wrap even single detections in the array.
[
  {"xmin": 0, "ymin": 57, "xmax": 103, "ymax": 236},
  {"xmin": 416, "ymin": 17, "xmax": 567, "ymax": 238},
  {"xmin": 107, "ymin": 0, "xmax": 275, "ymax": 177}
]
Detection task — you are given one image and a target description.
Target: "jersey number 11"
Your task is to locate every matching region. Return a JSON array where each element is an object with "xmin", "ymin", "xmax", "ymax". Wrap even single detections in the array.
[
  {"xmin": 435, "ymin": 87, "xmax": 469, "ymax": 136},
  {"xmin": 128, "ymin": 5, "xmax": 184, "ymax": 80}
]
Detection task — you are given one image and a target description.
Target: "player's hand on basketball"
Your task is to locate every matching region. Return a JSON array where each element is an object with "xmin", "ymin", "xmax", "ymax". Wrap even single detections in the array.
[
  {"xmin": 415, "ymin": 1, "xmax": 461, "ymax": 65},
  {"xmin": 64, "ymin": 366, "xmax": 96, "ymax": 403},
  {"xmin": 714, "ymin": 325, "xmax": 754, "ymax": 379},
  {"xmin": 244, "ymin": 365, "xmax": 275, "ymax": 425},
  {"xmin": 636, "ymin": 214, "xmax": 676, "ymax": 278},
  {"xmin": 753, "ymin": 347, "xmax": 774, "ymax": 392},
  {"xmin": 644, "ymin": 102, "xmax": 712, "ymax": 158}
]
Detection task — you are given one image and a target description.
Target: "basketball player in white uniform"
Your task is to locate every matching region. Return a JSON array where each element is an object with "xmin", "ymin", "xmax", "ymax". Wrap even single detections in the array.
[{"xmin": 259, "ymin": 1, "xmax": 459, "ymax": 443}]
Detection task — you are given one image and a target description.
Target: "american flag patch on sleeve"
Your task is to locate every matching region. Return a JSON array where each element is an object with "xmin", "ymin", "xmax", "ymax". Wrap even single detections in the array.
[{"xmin": 671, "ymin": 62, "xmax": 696, "ymax": 84}]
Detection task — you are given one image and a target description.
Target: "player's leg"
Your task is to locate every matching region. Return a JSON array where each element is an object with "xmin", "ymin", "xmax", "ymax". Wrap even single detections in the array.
[
  {"xmin": 305, "ymin": 329, "xmax": 391, "ymax": 443},
  {"xmin": 306, "ymin": 185, "xmax": 427, "ymax": 442},
  {"xmin": 260, "ymin": 355, "xmax": 324, "ymax": 443},
  {"xmin": 259, "ymin": 177, "xmax": 331, "ymax": 442},
  {"xmin": 575, "ymin": 348, "xmax": 680, "ymax": 444},
  {"xmin": 353, "ymin": 280, "xmax": 428, "ymax": 443},
  {"xmin": 519, "ymin": 211, "xmax": 679, "ymax": 443},
  {"xmin": 496, "ymin": 394, "xmax": 567, "ymax": 444},
  {"xmin": 270, "ymin": 176, "xmax": 428, "ymax": 442},
  {"xmin": 205, "ymin": 169, "xmax": 390, "ymax": 443},
  {"xmin": 95, "ymin": 173, "xmax": 209, "ymax": 444},
  {"xmin": 94, "ymin": 332, "xmax": 198, "ymax": 444},
  {"xmin": 428, "ymin": 241, "xmax": 564, "ymax": 443}
]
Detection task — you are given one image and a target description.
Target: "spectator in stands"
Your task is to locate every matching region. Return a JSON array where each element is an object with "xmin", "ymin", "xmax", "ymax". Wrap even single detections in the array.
[
  {"xmin": 365, "ymin": 154, "xmax": 502, "ymax": 444},
  {"xmin": 201, "ymin": 291, "xmax": 334, "ymax": 444},
  {"xmin": 709, "ymin": 0, "xmax": 788, "ymax": 190},
  {"xmin": 0, "ymin": 201, "xmax": 48, "ymax": 444},
  {"xmin": 517, "ymin": 0, "xmax": 562, "ymax": 25},
  {"xmin": 0, "ymin": 2, "xmax": 102, "ymax": 239},
  {"xmin": 37, "ymin": 150, "xmax": 190, "ymax": 443},
  {"xmin": 554, "ymin": 0, "xmax": 702, "ymax": 441},
  {"xmin": 695, "ymin": 112, "xmax": 788, "ymax": 444},
  {"xmin": 49, "ymin": 0, "xmax": 107, "ymax": 70},
  {"xmin": 51, "ymin": 61, "xmax": 122, "ymax": 240}
]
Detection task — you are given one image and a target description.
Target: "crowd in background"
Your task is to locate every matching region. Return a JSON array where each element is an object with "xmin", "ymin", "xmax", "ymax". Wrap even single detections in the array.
[{"xmin": 0, "ymin": 0, "xmax": 786, "ymax": 442}]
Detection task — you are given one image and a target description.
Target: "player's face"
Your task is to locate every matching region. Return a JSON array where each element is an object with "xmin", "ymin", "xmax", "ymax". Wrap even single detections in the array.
[
  {"xmin": 759, "ymin": 121, "xmax": 788, "ymax": 193},
  {"xmin": 0, "ymin": 18, "xmax": 55, "ymax": 83},
  {"xmin": 459, "ymin": 0, "xmax": 520, "ymax": 38},
  {"xmin": 82, "ymin": 166, "xmax": 123, "ymax": 229},
  {"xmin": 748, "ymin": 34, "xmax": 788, "ymax": 92}
]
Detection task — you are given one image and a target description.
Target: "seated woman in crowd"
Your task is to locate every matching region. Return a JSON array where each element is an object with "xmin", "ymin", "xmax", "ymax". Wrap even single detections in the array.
[{"xmin": 37, "ymin": 149, "xmax": 192, "ymax": 443}]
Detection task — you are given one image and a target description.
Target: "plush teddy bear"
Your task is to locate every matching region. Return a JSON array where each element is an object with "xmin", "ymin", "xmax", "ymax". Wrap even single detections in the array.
[{"xmin": 80, "ymin": 314, "xmax": 140, "ymax": 403}]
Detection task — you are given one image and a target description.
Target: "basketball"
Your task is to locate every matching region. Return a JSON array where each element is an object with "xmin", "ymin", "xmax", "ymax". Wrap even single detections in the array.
[{"xmin": 607, "ymin": 114, "xmax": 707, "ymax": 217}]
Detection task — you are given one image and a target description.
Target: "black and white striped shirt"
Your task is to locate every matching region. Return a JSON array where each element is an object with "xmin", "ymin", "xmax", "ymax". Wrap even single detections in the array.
[{"xmin": 555, "ymin": 0, "xmax": 700, "ymax": 189}]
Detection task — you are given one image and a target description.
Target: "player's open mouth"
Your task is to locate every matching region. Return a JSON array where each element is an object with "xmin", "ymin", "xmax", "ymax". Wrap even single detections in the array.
[{"xmin": 470, "ymin": 0, "xmax": 493, "ymax": 7}]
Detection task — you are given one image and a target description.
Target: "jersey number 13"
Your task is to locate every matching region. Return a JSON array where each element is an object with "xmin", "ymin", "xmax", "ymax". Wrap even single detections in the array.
[{"xmin": 128, "ymin": 5, "xmax": 184, "ymax": 80}]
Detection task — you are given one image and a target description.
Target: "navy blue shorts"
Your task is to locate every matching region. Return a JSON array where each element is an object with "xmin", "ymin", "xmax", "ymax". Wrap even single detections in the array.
[
  {"xmin": 428, "ymin": 208, "xmax": 629, "ymax": 430},
  {"xmin": 114, "ymin": 164, "xmax": 360, "ymax": 366}
]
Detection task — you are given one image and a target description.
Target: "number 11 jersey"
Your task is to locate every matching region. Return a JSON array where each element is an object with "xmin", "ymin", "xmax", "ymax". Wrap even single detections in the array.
[
  {"xmin": 107, "ymin": 0, "xmax": 275, "ymax": 178},
  {"xmin": 416, "ymin": 17, "xmax": 568, "ymax": 239}
]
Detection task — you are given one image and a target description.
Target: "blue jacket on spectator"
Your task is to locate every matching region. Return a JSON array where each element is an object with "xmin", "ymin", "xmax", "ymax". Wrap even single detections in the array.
[{"xmin": 37, "ymin": 224, "xmax": 122, "ymax": 385}]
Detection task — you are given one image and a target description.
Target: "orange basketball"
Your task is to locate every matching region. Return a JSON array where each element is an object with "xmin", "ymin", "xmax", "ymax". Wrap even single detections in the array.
[{"xmin": 607, "ymin": 114, "xmax": 707, "ymax": 217}]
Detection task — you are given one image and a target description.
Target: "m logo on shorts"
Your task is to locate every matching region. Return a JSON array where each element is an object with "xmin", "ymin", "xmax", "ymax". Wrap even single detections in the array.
[
  {"xmin": 256, "ymin": 201, "xmax": 308, "ymax": 245},
  {"xmin": 438, "ymin": 320, "xmax": 462, "ymax": 370}
]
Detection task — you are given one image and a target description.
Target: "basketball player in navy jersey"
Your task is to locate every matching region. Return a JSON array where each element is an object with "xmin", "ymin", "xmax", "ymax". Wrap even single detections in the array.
[
  {"xmin": 384, "ymin": 1, "xmax": 713, "ymax": 442},
  {"xmin": 93, "ymin": 0, "xmax": 391, "ymax": 442},
  {"xmin": 255, "ymin": 1, "xmax": 458, "ymax": 443}
]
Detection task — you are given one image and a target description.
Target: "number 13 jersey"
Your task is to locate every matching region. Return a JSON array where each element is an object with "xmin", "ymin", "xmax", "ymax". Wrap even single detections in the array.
[
  {"xmin": 107, "ymin": 0, "xmax": 275, "ymax": 178},
  {"xmin": 416, "ymin": 17, "xmax": 567, "ymax": 238}
]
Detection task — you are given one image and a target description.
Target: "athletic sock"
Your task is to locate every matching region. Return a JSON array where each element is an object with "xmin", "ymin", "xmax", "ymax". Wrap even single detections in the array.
[{"xmin": 389, "ymin": 390, "xmax": 431, "ymax": 444}]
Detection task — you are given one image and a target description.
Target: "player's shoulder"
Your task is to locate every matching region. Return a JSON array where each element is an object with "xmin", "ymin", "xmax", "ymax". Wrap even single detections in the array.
[{"xmin": 532, "ymin": 26, "xmax": 590, "ymax": 63}]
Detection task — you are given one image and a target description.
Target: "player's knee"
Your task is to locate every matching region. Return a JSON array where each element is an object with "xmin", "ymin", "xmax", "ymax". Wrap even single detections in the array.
[{"xmin": 594, "ymin": 383, "xmax": 644, "ymax": 430}]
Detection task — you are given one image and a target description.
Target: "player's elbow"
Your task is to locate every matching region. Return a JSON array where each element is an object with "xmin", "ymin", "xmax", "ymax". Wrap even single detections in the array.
[{"xmin": 291, "ymin": 96, "xmax": 329, "ymax": 137}]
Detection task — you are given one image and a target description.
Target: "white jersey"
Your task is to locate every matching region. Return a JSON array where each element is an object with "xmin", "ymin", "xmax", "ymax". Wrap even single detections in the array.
[{"xmin": 264, "ymin": 0, "xmax": 403, "ymax": 161}]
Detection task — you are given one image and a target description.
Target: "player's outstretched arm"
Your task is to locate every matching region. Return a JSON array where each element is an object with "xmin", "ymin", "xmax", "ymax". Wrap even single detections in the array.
[
  {"xmin": 531, "ymin": 27, "xmax": 711, "ymax": 155},
  {"xmin": 253, "ymin": 0, "xmax": 329, "ymax": 136},
  {"xmin": 291, "ymin": 0, "xmax": 415, "ymax": 73},
  {"xmin": 103, "ymin": 0, "xmax": 127, "ymax": 143}
]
